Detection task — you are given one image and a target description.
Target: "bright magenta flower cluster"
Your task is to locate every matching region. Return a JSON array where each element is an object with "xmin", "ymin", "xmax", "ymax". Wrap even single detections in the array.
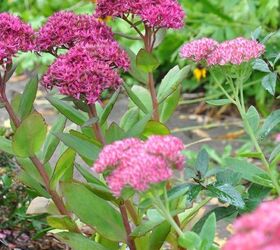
[
  {"xmin": 42, "ymin": 42, "xmax": 129, "ymax": 104},
  {"xmin": 0, "ymin": 13, "xmax": 34, "ymax": 66},
  {"xmin": 223, "ymin": 198, "xmax": 280, "ymax": 250},
  {"xmin": 95, "ymin": 0, "xmax": 185, "ymax": 29},
  {"xmin": 180, "ymin": 37, "xmax": 265, "ymax": 65},
  {"xmin": 36, "ymin": 11, "xmax": 114, "ymax": 52},
  {"xmin": 39, "ymin": 12, "xmax": 129, "ymax": 104},
  {"xmin": 93, "ymin": 136, "xmax": 185, "ymax": 196}
]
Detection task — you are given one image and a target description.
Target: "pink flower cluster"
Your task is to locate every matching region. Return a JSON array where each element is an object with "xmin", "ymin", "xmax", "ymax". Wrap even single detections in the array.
[
  {"xmin": 93, "ymin": 136, "xmax": 185, "ymax": 196},
  {"xmin": 36, "ymin": 11, "xmax": 114, "ymax": 52},
  {"xmin": 94, "ymin": 0, "xmax": 185, "ymax": 29},
  {"xmin": 42, "ymin": 42, "xmax": 129, "ymax": 104},
  {"xmin": 0, "ymin": 13, "xmax": 34, "ymax": 65},
  {"xmin": 223, "ymin": 198, "xmax": 280, "ymax": 250},
  {"xmin": 180, "ymin": 38, "xmax": 218, "ymax": 62},
  {"xmin": 180, "ymin": 37, "xmax": 265, "ymax": 66}
]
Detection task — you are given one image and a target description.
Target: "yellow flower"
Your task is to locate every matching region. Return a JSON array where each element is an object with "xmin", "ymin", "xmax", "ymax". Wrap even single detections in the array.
[
  {"xmin": 98, "ymin": 16, "xmax": 112, "ymax": 22},
  {"xmin": 193, "ymin": 68, "xmax": 207, "ymax": 81}
]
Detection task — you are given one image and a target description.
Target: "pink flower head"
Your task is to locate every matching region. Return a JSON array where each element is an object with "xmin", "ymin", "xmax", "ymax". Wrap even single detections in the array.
[
  {"xmin": 42, "ymin": 42, "xmax": 129, "ymax": 104},
  {"xmin": 223, "ymin": 198, "xmax": 280, "ymax": 250},
  {"xmin": 93, "ymin": 135, "xmax": 185, "ymax": 196},
  {"xmin": 0, "ymin": 13, "xmax": 34, "ymax": 65},
  {"xmin": 207, "ymin": 37, "xmax": 265, "ymax": 66},
  {"xmin": 36, "ymin": 11, "xmax": 114, "ymax": 52},
  {"xmin": 180, "ymin": 38, "xmax": 219, "ymax": 62},
  {"xmin": 95, "ymin": 0, "xmax": 185, "ymax": 29}
]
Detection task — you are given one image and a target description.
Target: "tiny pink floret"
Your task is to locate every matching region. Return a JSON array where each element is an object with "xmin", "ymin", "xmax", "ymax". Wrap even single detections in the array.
[
  {"xmin": 93, "ymin": 135, "xmax": 185, "ymax": 196},
  {"xmin": 223, "ymin": 198, "xmax": 280, "ymax": 250}
]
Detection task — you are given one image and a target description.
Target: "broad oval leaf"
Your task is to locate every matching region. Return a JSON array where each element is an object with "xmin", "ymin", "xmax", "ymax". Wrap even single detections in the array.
[
  {"xmin": 136, "ymin": 49, "xmax": 160, "ymax": 73},
  {"xmin": 12, "ymin": 113, "xmax": 47, "ymax": 157},
  {"xmin": 63, "ymin": 182, "xmax": 126, "ymax": 242}
]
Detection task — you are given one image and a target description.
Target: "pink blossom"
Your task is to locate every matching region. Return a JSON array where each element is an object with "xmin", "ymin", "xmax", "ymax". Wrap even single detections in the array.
[
  {"xmin": 41, "ymin": 42, "xmax": 129, "ymax": 104},
  {"xmin": 207, "ymin": 37, "xmax": 265, "ymax": 66},
  {"xmin": 223, "ymin": 198, "xmax": 280, "ymax": 250},
  {"xmin": 93, "ymin": 135, "xmax": 185, "ymax": 196},
  {"xmin": 275, "ymin": 134, "xmax": 280, "ymax": 142},
  {"xmin": 36, "ymin": 11, "xmax": 114, "ymax": 52},
  {"xmin": 0, "ymin": 13, "xmax": 34, "ymax": 65},
  {"xmin": 180, "ymin": 38, "xmax": 219, "ymax": 62},
  {"xmin": 94, "ymin": 0, "xmax": 185, "ymax": 29}
]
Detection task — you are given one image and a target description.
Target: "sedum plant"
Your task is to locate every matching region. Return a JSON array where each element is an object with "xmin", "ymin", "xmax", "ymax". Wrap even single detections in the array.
[{"xmin": 0, "ymin": 1, "xmax": 280, "ymax": 250}]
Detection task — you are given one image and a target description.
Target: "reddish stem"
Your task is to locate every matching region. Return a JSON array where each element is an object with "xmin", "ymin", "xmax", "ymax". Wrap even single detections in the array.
[
  {"xmin": 144, "ymin": 25, "xmax": 160, "ymax": 121},
  {"xmin": 88, "ymin": 104, "xmax": 106, "ymax": 145},
  {"xmin": 119, "ymin": 202, "xmax": 136, "ymax": 250}
]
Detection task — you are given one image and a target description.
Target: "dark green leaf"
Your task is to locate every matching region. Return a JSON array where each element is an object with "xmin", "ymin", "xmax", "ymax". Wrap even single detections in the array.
[
  {"xmin": 120, "ymin": 107, "xmax": 141, "ymax": 131},
  {"xmin": 253, "ymin": 59, "xmax": 271, "ymax": 73},
  {"xmin": 50, "ymin": 148, "xmax": 76, "ymax": 189},
  {"xmin": 262, "ymin": 72, "xmax": 277, "ymax": 96},
  {"xmin": 42, "ymin": 115, "xmax": 67, "ymax": 164},
  {"xmin": 55, "ymin": 133, "xmax": 100, "ymax": 162},
  {"xmin": 225, "ymin": 158, "xmax": 272, "ymax": 187},
  {"xmin": 259, "ymin": 109, "xmax": 280, "ymax": 140},
  {"xmin": 245, "ymin": 106, "xmax": 260, "ymax": 133},
  {"xmin": 63, "ymin": 182, "xmax": 125, "ymax": 241},
  {"xmin": 125, "ymin": 48, "xmax": 147, "ymax": 84},
  {"xmin": 142, "ymin": 121, "xmax": 170, "ymax": 138},
  {"xmin": 123, "ymin": 83, "xmax": 149, "ymax": 114},
  {"xmin": 192, "ymin": 206, "xmax": 237, "ymax": 233},
  {"xmin": 195, "ymin": 149, "xmax": 209, "ymax": 177},
  {"xmin": 105, "ymin": 122, "xmax": 126, "ymax": 144},
  {"xmin": 178, "ymin": 231, "xmax": 201, "ymax": 250},
  {"xmin": 157, "ymin": 65, "xmax": 190, "ymax": 103},
  {"xmin": 159, "ymin": 87, "xmax": 181, "ymax": 123},
  {"xmin": 57, "ymin": 232, "xmax": 109, "ymax": 250},
  {"xmin": 270, "ymin": 144, "xmax": 280, "ymax": 162},
  {"xmin": 100, "ymin": 89, "xmax": 120, "ymax": 125},
  {"xmin": 199, "ymin": 213, "xmax": 216, "ymax": 250},
  {"xmin": 206, "ymin": 99, "xmax": 232, "ymax": 106},
  {"xmin": 18, "ymin": 75, "xmax": 38, "ymax": 119},
  {"xmin": 125, "ymin": 113, "xmax": 151, "ymax": 137},
  {"xmin": 12, "ymin": 113, "xmax": 47, "ymax": 157},
  {"xmin": 47, "ymin": 215, "xmax": 77, "ymax": 231},
  {"xmin": 216, "ymin": 169, "xmax": 242, "ymax": 186},
  {"xmin": 207, "ymin": 184, "xmax": 245, "ymax": 208},
  {"xmin": 82, "ymin": 117, "xmax": 99, "ymax": 128},
  {"xmin": 136, "ymin": 49, "xmax": 160, "ymax": 73},
  {"xmin": 47, "ymin": 96, "xmax": 87, "ymax": 126},
  {"xmin": 18, "ymin": 170, "xmax": 50, "ymax": 197},
  {"xmin": 148, "ymin": 222, "xmax": 170, "ymax": 250},
  {"xmin": 75, "ymin": 163, "xmax": 105, "ymax": 186},
  {"xmin": 0, "ymin": 136, "xmax": 13, "ymax": 155}
]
